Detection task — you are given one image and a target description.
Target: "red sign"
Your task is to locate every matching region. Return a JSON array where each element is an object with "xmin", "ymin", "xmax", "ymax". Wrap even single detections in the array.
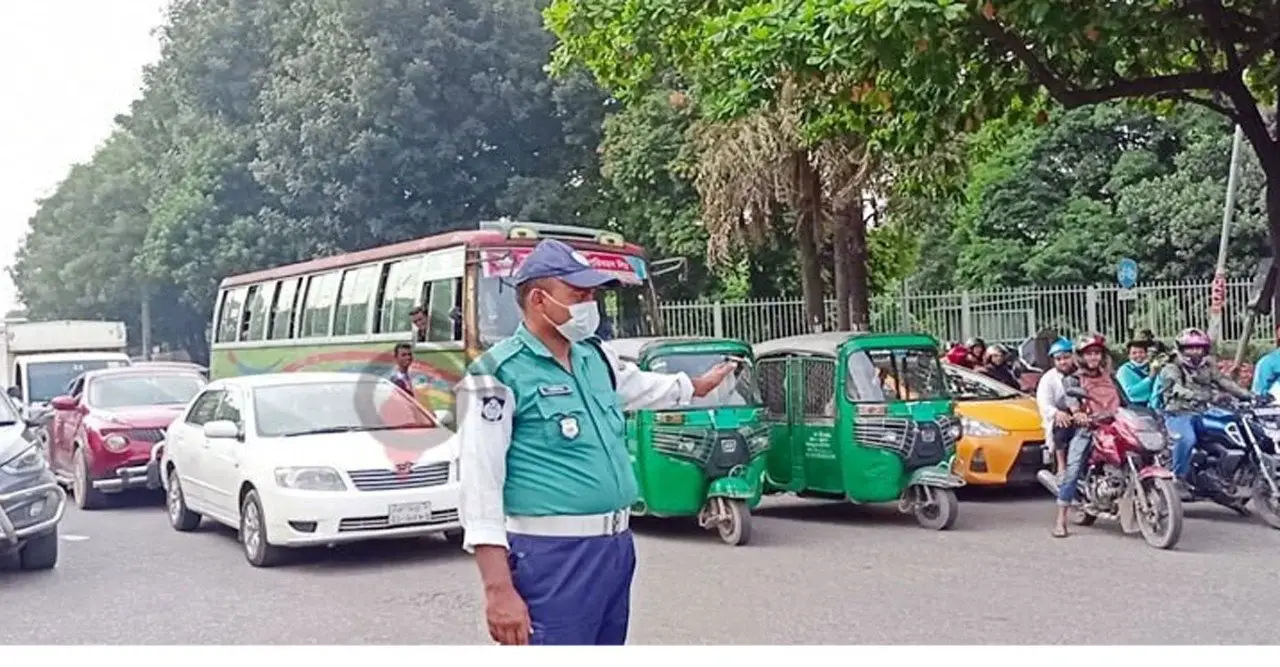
[
  {"xmin": 481, "ymin": 248, "xmax": 643, "ymax": 283},
  {"xmin": 1211, "ymin": 272, "xmax": 1227, "ymax": 313}
]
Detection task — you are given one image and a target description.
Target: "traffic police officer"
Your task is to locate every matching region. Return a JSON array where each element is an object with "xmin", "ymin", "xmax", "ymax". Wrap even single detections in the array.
[{"xmin": 455, "ymin": 239, "xmax": 735, "ymax": 645}]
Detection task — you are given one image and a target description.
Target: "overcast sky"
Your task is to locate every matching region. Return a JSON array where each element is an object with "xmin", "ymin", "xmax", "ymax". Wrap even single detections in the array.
[{"xmin": 0, "ymin": 1, "xmax": 168, "ymax": 315}]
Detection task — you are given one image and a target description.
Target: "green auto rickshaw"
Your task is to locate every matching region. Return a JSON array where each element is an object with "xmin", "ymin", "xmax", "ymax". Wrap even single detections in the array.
[
  {"xmin": 608, "ymin": 337, "xmax": 769, "ymax": 545},
  {"xmin": 753, "ymin": 332, "xmax": 964, "ymax": 530}
]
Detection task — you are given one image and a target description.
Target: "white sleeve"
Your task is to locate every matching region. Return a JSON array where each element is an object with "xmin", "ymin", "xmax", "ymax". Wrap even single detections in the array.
[
  {"xmin": 1035, "ymin": 373, "xmax": 1056, "ymax": 433},
  {"xmin": 455, "ymin": 374, "xmax": 514, "ymax": 553},
  {"xmin": 600, "ymin": 342, "xmax": 694, "ymax": 411}
]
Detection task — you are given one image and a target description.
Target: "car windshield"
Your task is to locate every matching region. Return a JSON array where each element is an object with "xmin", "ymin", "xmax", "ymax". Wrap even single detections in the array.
[
  {"xmin": 477, "ymin": 276, "xmax": 654, "ymax": 347},
  {"xmin": 27, "ymin": 359, "xmax": 127, "ymax": 404},
  {"xmin": 648, "ymin": 352, "xmax": 761, "ymax": 408},
  {"xmin": 846, "ymin": 347, "xmax": 949, "ymax": 402},
  {"xmin": 88, "ymin": 374, "xmax": 206, "ymax": 409},
  {"xmin": 252, "ymin": 379, "xmax": 437, "ymax": 438},
  {"xmin": 945, "ymin": 367, "xmax": 1022, "ymax": 401}
]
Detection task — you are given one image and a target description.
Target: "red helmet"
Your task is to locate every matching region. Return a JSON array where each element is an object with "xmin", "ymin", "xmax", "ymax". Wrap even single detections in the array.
[{"xmin": 1074, "ymin": 333, "xmax": 1107, "ymax": 354}]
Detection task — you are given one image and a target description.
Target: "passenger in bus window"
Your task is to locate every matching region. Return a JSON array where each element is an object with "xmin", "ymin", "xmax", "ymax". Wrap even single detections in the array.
[
  {"xmin": 389, "ymin": 342, "xmax": 416, "ymax": 397},
  {"xmin": 409, "ymin": 306, "xmax": 428, "ymax": 343}
]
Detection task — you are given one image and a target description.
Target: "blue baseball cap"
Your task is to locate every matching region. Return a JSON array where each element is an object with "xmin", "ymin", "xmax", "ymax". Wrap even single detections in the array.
[{"xmin": 513, "ymin": 239, "xmax": 618, "ymax": 288}]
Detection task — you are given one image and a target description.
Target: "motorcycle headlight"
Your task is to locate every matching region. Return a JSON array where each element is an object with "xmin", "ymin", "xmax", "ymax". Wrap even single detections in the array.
[
  {"xmin": 959, "ymin": 416, "xmax": 1005, "ymax": 438},
  {"xmin": 1, "ymin": 445, "xmax": 47, "ymax": 475},
  {"xmin": 103, "ymin": 434, "xmax": 129, "ymax": 453},
  {"xmin": 274, "ymin": 467, "xmax": 347, "ymax": 491}
]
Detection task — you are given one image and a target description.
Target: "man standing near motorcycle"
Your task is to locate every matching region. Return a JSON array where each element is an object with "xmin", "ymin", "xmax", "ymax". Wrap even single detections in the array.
[
  {"xmin": 1158, "ymin": 328, "xmax": 1255, "ymax": 490},
  {"xmin": 1116, "ymin": 336, "xmax": 1162, "ymax": 405},
  {"xmin": 1050, "ymin": 334, "xmax": 1129, "ymax": 538},
  {"xmin": 1035, "ymin": 337, "xmax": 1078, "ymax": 487}
]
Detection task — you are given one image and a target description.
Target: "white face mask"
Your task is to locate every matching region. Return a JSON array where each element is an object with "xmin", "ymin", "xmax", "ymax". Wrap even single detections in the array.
[{"xmin": 541, "ymin": 293, "xmax": 600, "ymax": 342}]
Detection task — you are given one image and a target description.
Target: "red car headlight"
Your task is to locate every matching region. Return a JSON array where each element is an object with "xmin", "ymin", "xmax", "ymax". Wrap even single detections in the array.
[{"xmin": 103, "ymin": 434, "xmax": 129, "ymax": 453}]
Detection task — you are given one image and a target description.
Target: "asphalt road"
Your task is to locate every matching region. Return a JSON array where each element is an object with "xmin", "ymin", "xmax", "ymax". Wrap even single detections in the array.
[{"xmin": 3, "ymin": 487, "xmax": 1279, "ymax": 644}]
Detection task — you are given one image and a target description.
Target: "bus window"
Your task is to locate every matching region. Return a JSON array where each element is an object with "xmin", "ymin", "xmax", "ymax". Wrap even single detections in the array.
[
  {"xmin": 244, "ymin": 284, "xmax": 272, "ymax": 341},
  {"xmin": 268, "ymin": 278, "xmax": 300, "ymax": 340},
  {"xmin": 334, "ymin": 265, "xmax": 378, "ymax": 336},
  {"xmin": 376, "ymin": 256, "xmax": 424, "ymax": 334},
  {"xmin": 299, "ymin": 271, "xmax": 341, "ymax": 338},
  {"xmin": 425, "ymin": 278, "xmax": 461, "ymax": 341},
  {"xmin": 216, "ymin": 287, "xmax": 248, "ymax": 343},
  {"xmin": 477, "ymin": 275, "xmax": 652, "ymax": 347}
]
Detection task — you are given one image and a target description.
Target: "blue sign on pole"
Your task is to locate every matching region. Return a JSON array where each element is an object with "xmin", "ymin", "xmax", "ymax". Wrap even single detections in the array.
[{"xmin": 1117, "ymin": 258, "xmax": 1139, "ymax": 289}]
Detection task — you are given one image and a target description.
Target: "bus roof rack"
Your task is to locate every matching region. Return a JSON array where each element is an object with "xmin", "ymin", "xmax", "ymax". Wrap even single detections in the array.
[{"xmin": 479, "ymin": 220, "xmax": 625, "ymax": 247}]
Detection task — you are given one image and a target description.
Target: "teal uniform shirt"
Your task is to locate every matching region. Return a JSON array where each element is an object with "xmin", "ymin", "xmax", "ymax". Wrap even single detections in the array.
[
  {"xmin": 473, "ymin": 324, "xmax": 636, "ymax": 516},
  {"xmin": 456, "ymin": 324, "xmax": 697, "ymax": 552}
]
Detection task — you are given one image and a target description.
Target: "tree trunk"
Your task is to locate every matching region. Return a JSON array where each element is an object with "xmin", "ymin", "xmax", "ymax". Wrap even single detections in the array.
[
  {"xmin": 847, "ymin": 199, "xmax": 871, "ymax": 331},
  {"xmin": 1269, "ymin": 173, "xmax": 1280, "ymax": 319},
  {"xmin": 795, "ymin": 154, "xmax": 826, "ymax": 332},
  {"xmin": 832, "ymin": 203, "xmax": 852, "ymax": 331}
]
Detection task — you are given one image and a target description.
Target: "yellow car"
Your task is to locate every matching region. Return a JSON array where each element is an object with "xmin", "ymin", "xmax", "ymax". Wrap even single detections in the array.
[{"xmin": 943, "ymin": 364, "xmax": 1052, "ymax": 486}]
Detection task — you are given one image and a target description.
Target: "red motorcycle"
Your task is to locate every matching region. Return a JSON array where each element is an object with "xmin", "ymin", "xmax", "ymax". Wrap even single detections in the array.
[{"xmin": 1037, "ymin": 389, "xmax": 1184, "ymax": 549}]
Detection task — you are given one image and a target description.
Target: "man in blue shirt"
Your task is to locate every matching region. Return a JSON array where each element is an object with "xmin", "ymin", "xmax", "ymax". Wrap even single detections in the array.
[
  {"xmin": 1253, "ymin": 325, "xmax": 1280, "ymax": 398},
  {"xmin": 387, "ymin": 342, "xmax": 415, "ymax": 397},
  {"xmin": 1116, "ymin": 336, "xmax": 1160, "ymax": 405},
  {"xmin": 455, "ymin": 239, "xmax": 735, "ymax": 645}
]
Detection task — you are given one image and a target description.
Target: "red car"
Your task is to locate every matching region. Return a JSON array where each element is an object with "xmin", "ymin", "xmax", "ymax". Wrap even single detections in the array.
[{"xmin": 46, "ymin": 367, "xmax": 206, "ymax": 510}]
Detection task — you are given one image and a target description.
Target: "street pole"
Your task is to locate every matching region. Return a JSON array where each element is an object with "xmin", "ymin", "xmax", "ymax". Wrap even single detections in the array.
[{"xmin": 1209, "ymin": 124, "xmax": 1245, "ymax": 345}]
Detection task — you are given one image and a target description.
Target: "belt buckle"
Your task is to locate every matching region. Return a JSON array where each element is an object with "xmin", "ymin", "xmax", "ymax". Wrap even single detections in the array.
[{"xmin": 605, "ymin": 510, "xmax": 621, "ymax": 535}]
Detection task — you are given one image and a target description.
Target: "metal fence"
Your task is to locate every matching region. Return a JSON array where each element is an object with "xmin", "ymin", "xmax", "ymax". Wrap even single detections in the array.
[{"xmin": 658, "ymin": 279, "xmax": 1274, "ymax": 346}]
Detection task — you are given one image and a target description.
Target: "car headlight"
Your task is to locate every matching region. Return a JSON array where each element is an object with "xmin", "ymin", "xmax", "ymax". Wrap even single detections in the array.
[
  {"xmin": 749, "ymin": 434, "xmax": 770, "ymax": 450},
  {"xmin": 959, "ymin": 416, "xmax": 1006, "ymax": 438},
  {"xmin": 103, "ymin": 434, "xmax": 129, "ymax": 453},
  {"xmin": 1, "ymin": 445, "xmax": 47, "ymax": 475},
  {"xmin": 274, "ymin": 467, "xmax": 347, "ymax": 491}
]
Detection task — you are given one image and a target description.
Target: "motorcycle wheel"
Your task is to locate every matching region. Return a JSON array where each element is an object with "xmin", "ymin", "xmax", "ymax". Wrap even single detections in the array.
[
  {"xmin": 1248, "ymin": 489, "xmax": 1280, "ymax": 529},
  {"xmin": 1137, "ymin": 478, "xmax": 1183, "ymax": 550},
  {"xmin": 716, "ymin": 499, "xmax": 752, "ymax": 546}
]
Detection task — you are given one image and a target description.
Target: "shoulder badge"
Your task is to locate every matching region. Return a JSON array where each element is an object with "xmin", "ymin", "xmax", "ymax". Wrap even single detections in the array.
[{"xmin": 481, "ymin": 396, "xmax": 505, "ymax": 422}]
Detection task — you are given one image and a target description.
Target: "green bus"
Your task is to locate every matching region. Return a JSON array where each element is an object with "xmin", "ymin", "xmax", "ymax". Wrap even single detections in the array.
[{"xmin": 209, "ymin": 221, "xmax": 662, "ymax": 419}]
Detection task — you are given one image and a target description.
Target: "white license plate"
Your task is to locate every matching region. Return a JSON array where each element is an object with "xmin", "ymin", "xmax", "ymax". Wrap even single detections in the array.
[
  {"xmin": 388, "ymin": 502, "xmax": 432, "ymax": 526},
  {"xmin": 1041, "ymin": 447, "xmax": 1054, "ymax": 465}
]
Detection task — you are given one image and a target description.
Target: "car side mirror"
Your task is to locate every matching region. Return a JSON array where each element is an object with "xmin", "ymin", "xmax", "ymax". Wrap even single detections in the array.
[
  {"xmin": 6, "ymin": 386, "xmax": 20, "ymax": 400},
  {"xmin": 49, "ymin": 395, "xmax": 78, "ymax": 411},
  {"xmin": 202, "ymin": 420, "xmax": 241, "ymax": 440}
]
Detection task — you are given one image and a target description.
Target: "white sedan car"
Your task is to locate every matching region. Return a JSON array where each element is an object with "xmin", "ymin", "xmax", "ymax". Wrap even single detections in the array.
[{"xmin": 159, "ymin": 372, "xmax": 460, "ymax": 567}]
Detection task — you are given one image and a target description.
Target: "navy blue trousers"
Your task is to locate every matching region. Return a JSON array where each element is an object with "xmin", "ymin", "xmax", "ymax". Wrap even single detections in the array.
[{"xmin": 507, "ymin": 530, "xmax": 637, "ymax": 645}]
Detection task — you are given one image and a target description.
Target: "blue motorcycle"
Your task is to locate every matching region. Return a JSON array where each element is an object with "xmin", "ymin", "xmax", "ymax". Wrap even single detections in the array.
[{"xmin": 1167, "ymin": 397, "xmax": 1280, "ymax": 529}]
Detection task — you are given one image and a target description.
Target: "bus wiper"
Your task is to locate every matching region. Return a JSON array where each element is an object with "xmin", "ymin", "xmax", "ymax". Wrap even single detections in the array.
[{"xmin": 361, "ymin": 424, "xmax": 430, "ymax": 431}]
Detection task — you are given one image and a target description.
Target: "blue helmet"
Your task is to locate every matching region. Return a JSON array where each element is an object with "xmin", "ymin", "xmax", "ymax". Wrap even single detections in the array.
[{"xmin": 1048, "ymin": 337, "xmax": 1074, "ymax": 358}]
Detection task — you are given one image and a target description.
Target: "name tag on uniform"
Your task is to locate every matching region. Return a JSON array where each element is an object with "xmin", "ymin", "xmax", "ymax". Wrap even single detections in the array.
[{"xmin": 538, "ymin": 384, "xmax": 573, "ymax": 397}]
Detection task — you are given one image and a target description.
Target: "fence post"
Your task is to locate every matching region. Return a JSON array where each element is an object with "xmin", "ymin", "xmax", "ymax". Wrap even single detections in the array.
[
  {"xmin": 712, "ymin": 301, "xmax": 724, "ymax": 338},
  {"xmin": 898, "ymin": 281, "xmax": 909, "ymax": 331},
  {"xmin": 960, "ymin": 291, "xmax": 972, "ymax": 341},
  {"xmin": 1086, "ymin": 286, "xmax": 1099, "ymax": 334}
]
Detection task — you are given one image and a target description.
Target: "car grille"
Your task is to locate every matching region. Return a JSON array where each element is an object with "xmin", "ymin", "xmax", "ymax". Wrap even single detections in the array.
[
  {"xmin": 126, "ymin": 428, "xmax": 166, "ymax": 443},
  {"xmin": 338, "ymin": 509, "xmax": 460, "ymax": 532},
  {"xmin": 346, "ymin": 462, "xmax": 450, "ymax": 491},
  {"xmin": 1015, "ymin": 441, "xmax": 1048, "ymax": 467}
]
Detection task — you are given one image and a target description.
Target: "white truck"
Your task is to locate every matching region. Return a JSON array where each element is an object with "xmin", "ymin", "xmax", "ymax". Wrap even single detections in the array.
[{"xmin": 0, "ymin": 320, "xmax": 132, "ymax": 414}]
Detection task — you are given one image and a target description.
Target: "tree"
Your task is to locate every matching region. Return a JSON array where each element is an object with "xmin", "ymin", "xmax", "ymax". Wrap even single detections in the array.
[{"xmin": 546, "ymin": 0, "xmax": 1280, "ymax": 303}]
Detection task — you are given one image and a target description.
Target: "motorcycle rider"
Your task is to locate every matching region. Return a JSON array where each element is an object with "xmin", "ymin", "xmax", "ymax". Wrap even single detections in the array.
[
  {"xmin": 980, "ymin": 345, "xmax": 1020, "ymax": 389},
  {"xmin": 966, "ymin": 337, "xmax": 987, "ymax": 366},
  {"xmin": 1050, "ymin": 334, "xmax": 1129, "ymax": 538},
  {"xmin": 1116, "ymin": 336, "xmax": 1162, "ymax": 405},
  {"xmin": 1252, "ymin": 325, "xmax": 1280, "ymax": 398},
  {"xmin": 1157, "ymin": 328, "xmax": 1255, "ymax": 489},
  {"xmin": 1035, "ymin": 337, "xmax": 1077, "ymax": 485}
]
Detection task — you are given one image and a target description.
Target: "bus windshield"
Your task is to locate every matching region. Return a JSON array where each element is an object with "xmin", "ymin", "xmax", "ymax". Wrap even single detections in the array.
[{"xmin": 478, "ymin": 277, "xmax": 653, "ymax": 347}]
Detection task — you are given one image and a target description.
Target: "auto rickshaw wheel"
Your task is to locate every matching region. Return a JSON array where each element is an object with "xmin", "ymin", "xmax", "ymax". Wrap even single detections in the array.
[
  {"xmin": 714, "ymin": 498, "xmax": 752, "ymax": 546},
  {"xmin": 913, "ymin": 487, "xmax": 959, "ymax": 531}
]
